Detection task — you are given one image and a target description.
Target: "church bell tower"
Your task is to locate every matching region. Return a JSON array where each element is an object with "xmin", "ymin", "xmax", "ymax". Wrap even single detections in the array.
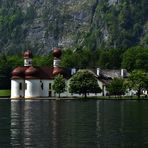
[{"xmin": 23, "ymin": 50, "xmax": 33, "ymax": 67}]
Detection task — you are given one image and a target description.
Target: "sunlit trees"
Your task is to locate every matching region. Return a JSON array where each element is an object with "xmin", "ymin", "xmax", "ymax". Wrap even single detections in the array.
[{"xmin": 69, "ymin": 70, "xmax": 101, "ymax": 98}]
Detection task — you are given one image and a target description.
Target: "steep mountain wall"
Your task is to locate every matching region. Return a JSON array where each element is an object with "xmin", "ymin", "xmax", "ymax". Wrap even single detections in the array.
[
  {"xmin": 0, "ymin": 0, "xmax": 97, "ymax": 54},
  {"xmin": 0, "ymin": 0, "xmax": 147, "ymax": 54}
]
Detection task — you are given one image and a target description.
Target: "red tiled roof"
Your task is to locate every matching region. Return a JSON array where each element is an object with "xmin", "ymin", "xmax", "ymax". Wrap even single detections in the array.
[
  {"xmin": 52, "ymin": 67, "xmax": 63, "ymax": 76},
  {"xmin": 12, "ymin": 66, "xmax": 70, "ymax": 79},
  {"xmin": 25, "ymin": 66, "xmax": 40, "ymax": 79},
  {"xmin": 38, "ymin": 67, "xmax": 54, "ymax": 79},
  {"xmin": 23, "ymin": 50, "xmax": 33, "ymax": 59},
  {"xmin": 12, "ymin": 67, "xmax": 28, "ymax": 79}
]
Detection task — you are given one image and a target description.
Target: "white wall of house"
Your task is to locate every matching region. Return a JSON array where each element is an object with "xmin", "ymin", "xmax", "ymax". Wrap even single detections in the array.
[
  {"xmin": 143, "ymin": 90, "xmax": 148, "ymax": 95},
  {"xmin": 40, "ymin": 80, "xmax": 53, "ymax": 97},
  {"xmin": 25, "ymin": 79, "xmax": 40, "ymax": 98},
  {"xmin": 11, "ymin": 79, "xmax": 25, "ymax": 98},
  {"xmin": 125, "ymin": 89, "xmax": 137, "ymax": 96},
  {"xmin": 11, "ymin": 78, "xmax": 108, "ymax": 99},
  {"xmin": 98, "ymin": 80, "xmax": 108, "ymax": 96}
]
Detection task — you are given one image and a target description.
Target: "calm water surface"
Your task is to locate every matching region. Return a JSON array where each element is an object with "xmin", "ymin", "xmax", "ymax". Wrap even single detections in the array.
[{"xmin": 0, "ymin": 99, "xmax": 148, "ymax": 148}]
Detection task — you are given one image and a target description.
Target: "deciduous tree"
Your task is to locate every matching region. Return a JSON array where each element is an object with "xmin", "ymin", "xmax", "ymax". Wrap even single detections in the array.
[
  {"xmin": 53, "ymin": 74, "xmax": 66, "ymax": 98},
  {"xmin": 69, "ymin": 70, "xmax": 101, "ymax": 98},
  {"xmin": 127, "ymin": 70, "xmax": 148, "ymax": 98},
  {"xmin": 107, "ymin": 78, "xmax": 126, "ymax": 97}
]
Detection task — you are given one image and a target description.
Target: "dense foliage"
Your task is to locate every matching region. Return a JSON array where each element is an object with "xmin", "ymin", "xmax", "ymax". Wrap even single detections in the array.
[
  {"xmin": 61, "ymin": 47, "xmax": 148, "ymax": 71},
  {"xmin": 0, "ymin": 54, "xmax": 23, "ymax": 89},
  {"xmin": 122, "ymin": 47, "xmax": 148, "ymax": 71},
  {"xmin": 69, "ymin": 70, "xmax": 101, "ymax": 98}
]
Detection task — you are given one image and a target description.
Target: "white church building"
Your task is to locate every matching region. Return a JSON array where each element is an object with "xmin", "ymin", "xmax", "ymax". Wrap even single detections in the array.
[
  {"xmin": 11, "ymin": 48, "xmax": 128, "ymax": 99},
  {"xmin": 11, "ymin": 48, "xmax": 71, "ymax": 99}
]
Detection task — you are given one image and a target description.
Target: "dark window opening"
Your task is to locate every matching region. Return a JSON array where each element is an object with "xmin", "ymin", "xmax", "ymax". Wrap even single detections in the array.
[
  {"xmin": 49, "ymin": 83, "xmax": 51, "ymax": 90},
  {"xmin": 41, "ymin": 83, "xmax": 43, "ymax": 90},
  {"xmin": 25, "ymin": 83, "xmax": 27, "ymax": 90},
  {"xmin": 29, "ymin": 61, "xmax": 32, "ymax": 64},
  {"xmin": 19, "ymin": 83, "xmax": 22, "ymax": 90},
  {"xmin": 49, "ymin": 91, "xmax": 52, "ymax": 97}
]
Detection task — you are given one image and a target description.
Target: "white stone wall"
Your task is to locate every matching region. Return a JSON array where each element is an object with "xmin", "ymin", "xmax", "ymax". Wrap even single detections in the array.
[
  {"xmin": 25, "ymin": 79, "xmax": 40, "ymax": 98},
  {"xmin": 40, "ymin": 80, "xmax": 53, "ymax": 97},
  {"xmin": 11, "ymin": 79, "xmax": 25, "ymax": 98},
  {"xmin": 11, "ymin": 78, "xmax": 107, "ymax": 99},
  {"xmin": 24, "ymin": 58, "xmax": 32, "ymax": 66}
]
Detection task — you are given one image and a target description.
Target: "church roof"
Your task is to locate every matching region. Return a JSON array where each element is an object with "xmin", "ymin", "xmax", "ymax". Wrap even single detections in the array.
[
  {"xmin": 12, "ymin": 66, "xmax": 70, "ymax": 79},
  {"xmin": 52, "ymin": 47, "xmax": 62, "ymax": 58},
  {"xmin": 38, "ymin": 67, "xmax": 54, "ymax": 79},
  {"xmin": 25, "ymin": 66, "xmax": 40, "ymax": 79},
  {"xmin": 12, "ymin": 67, "xmax": 28, "ymax": 79},
  {"xmin": 23, "ymin": 50, "xmax": 33, "ymax": 59}
]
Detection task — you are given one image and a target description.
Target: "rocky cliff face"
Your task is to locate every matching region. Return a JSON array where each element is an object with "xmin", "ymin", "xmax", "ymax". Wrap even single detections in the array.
[
  {"xmin": 35, "ymin": 0, "xmax": 95, "ymax": 53},
  {"xmin": 0, "ymin": 0, "xmax": 147, "ymax": 54},
  {"xmin": 2, "ymin": 0, "xmax": 97, "ymax": 54}
]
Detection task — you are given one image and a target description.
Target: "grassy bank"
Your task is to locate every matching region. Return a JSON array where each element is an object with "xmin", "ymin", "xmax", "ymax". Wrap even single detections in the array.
[{"xmin": 0, "ymin": 90, "xmax": 11, "ymax": 97}]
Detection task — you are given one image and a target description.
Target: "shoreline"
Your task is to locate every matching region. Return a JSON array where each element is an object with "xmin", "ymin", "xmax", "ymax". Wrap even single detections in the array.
[{"xmin": 0, "ymin": 96, "xmax": 147, "ymax": 100}]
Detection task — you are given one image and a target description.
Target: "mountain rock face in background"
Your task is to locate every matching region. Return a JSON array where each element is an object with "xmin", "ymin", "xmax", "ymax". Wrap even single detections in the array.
[{"xmin": 0, "ymin": 0, "xmax": 147, "ymax": 54}]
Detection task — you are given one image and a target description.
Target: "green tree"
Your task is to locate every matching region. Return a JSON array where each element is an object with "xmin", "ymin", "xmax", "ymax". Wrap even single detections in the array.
[
  {"xmin": 33, "ymin": 54, "xmax": 53, "ymax": 67},
  {"xmin": 60, "ymin": 49, "xmax": 76, "ymax": 68},
  {"xmin": 107, "ymin": 78, "xmax": 126, "ymax": 97},
  {"xmin": 0, "ymin": 54, "xmax": 23, "ymax": 89},
  {"xmin": 122, "ymin": 47, "xmax": 148, "ymax": 71},
  {"xmin": 98, "ymin": 50, "xmax": 110, "ymax": 69},
  {"xmin": 69, "ymin": 70, "xmax": 101, "ymax": 98},
  {"xmin": 127, "ymin": 70, "xmax": 148, "ymax": 98},
  {"xmin": 53, "ymin": 74, "xmax": 66, "ymax": 98}
]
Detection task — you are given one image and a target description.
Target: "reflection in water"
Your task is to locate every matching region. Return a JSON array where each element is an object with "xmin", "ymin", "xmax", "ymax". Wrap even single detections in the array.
[
  {"xmin": 11, "ymin": 100, "xmax": 53, "ymax": 147},
  {"xmin": 96, "ymin": 100, "xmax": 148, "ymax": 148},
  {"xmin": 10, "ymin": 100, "xmax": 97, "ymax": 148},
  {"xmin": 0, "ymin": 99, "xmax": 147, "ymax": 147},
  {"xmin": 50, "ymin": 100, "xmax": 97, "ymax": 148},
  {"xmin": 0, "ymin": 100, "xmax": 11, "ymax": 147}
]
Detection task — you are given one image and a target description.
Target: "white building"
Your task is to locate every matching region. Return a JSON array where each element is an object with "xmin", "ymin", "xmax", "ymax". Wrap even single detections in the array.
[
  {"xmin": 11, "ymin": 48, "xmax": 128, "ymax": 99},
  {"xmin": 11, "ymin": 48, "xmax": 71, "ymax": 99}
]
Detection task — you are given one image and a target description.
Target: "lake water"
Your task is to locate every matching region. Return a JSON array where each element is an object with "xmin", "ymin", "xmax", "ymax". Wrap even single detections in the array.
[{"xmin": 0, "ymin": 99, "xmax": 148, "ymax": 148}]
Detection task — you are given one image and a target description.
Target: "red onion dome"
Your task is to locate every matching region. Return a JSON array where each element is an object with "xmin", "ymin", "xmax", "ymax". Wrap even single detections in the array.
[
  {"xmin": 12, "ymin": 67, "xmax": 26, "ymax": 78},
  {"xmin": 52, "ymin": 48, "xmax": 62, "ymax": 58},
  {"xmin": 52, "ymin": 67, "xmax": 63, "ymax": 76},
  {"xmin": 25, "ymin": 66, "xmax": 39, "ymax": 78},
  {"xmin": 23, "ymin": 50, "xmax": 33, "ymax": 59}
]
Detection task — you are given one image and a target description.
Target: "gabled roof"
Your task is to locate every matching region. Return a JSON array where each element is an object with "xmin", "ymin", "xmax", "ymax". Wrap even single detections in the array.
[
  {"xmin": 76, "ymin": 68, "xmax": 128, "ymax": 85},
  {"xmin": 101, "ymin": 70, "xmax": 122, "ymax": 79}
]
